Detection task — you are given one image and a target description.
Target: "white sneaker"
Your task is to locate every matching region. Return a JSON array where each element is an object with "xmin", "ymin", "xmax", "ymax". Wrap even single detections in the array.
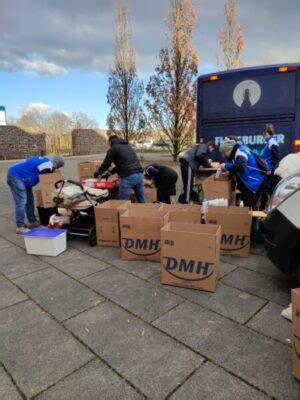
[
  {"xmin": 16, "ymin": 227, "xmax": 31, "ymax": 234},
  {"xmin": 281, "ymin": 304, "xmax": 292, "ymax": 321}
]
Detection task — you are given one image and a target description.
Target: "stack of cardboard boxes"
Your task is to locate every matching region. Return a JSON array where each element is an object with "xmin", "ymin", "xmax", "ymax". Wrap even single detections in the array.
[
  {"xmin": 94, "ymin": 199, "xmax": 221, "ymax": 293},
  {"xmin": 292, "ymin": 288, "xmax": 300, "ymax": 381},
  {"xmin": 36, "ymin": 171, "xmax": 63, "ymax": 226},
  {"xmin": 78, "ymin": 161, "xmax": 101, "ymax": 182},
  {"xmin": 202, "ymin": 173, "xmax": 234, "ymax": 201}
]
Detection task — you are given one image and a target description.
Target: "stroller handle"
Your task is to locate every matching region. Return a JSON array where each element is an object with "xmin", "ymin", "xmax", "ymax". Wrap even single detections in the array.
[{"xmin": 55, "ymin": 179, "xmax": 84, "ymax": 190}]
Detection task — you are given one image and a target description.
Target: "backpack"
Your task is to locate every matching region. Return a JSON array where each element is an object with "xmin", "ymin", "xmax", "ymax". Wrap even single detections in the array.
[{"xmin": 251, "ymin": 151, "xmax": 270, "ymax": 174}]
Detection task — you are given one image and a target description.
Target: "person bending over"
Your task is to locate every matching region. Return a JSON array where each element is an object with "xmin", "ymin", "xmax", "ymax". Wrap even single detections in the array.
[
  {"xmin": 7, "ymin": 155, "xmax": 64, "ymax": 233},
  {"xmin": 179, "ymin": 141, "xmax": 216, "ymax": 204},
  {"xmin": 144, "ymin": 164, "xmax": 178, "ymax": 204},
  {"xmin": 219, "ymin": 139, "xmax": 265, "ymax": 209},
  {"xmin": 94, "ymin": 135, "xmax": 146, "ymax": 203}
]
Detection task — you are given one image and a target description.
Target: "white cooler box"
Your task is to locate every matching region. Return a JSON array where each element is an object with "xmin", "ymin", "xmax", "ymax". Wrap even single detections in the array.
[{"xmin": 23, "ymin": 228, "xmax": 67, "ymax": 256}]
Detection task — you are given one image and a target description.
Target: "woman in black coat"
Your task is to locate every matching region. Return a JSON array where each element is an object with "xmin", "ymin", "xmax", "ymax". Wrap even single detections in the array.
[{"xmin": 144, "ymin": 164, "xmax": 178, "ymax": 204}]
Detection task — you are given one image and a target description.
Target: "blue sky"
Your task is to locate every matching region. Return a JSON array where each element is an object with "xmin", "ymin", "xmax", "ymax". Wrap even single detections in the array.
[{"xmin": 1, "ymin": 0, "xmax": 299, "ymax": 128}]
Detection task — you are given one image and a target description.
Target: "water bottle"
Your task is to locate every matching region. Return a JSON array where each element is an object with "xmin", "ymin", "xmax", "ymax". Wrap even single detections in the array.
[
  {"xmin": 240, "ymin": 200, "xmax": 244, "ymax": 207},
  {"xmin": 202, "ymin": 197, "xmax": 208, "ymax": 222}
]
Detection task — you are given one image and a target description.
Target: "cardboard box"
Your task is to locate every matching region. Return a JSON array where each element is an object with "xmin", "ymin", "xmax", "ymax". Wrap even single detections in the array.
[
  {"xmin": 168, "ymin": 210, "xmax": 201, "ymax": 224},
  {"xmin": 78, "ymin": 161, "xmax": 101, "ymax": 181},
  {"xmin": 292, "ymin": 288, "xmax": 300, "ymax": 381},
  {"xmin": 35, "ymin": 189, "xmax": 43, "ymax": 207},
  {"xmin": 206, "ymin": 206, "xmax": 252, "ymax": 257},
  {"xmin": 128, "ymin": 202, "xmax": 161, "ymax": 210},
  {"xmin": 161, "ymin": 222, "xmax": 221, "ymax": 292},
  {"xmin": 120, "ymin": 208, "xmax": 168, "ymax": 262},
  {"xmin": 130, "ymin": 187, "xmax": 157, "ymax": 203},
  {"xmin": 94, "ymin": 200, "xmax": 130, "ymax": 247},
  {"xmin": 202, "ymin": 173, "xmax": 233, "ymax": 200},
  {"xmin": 39, "ymin": 171, "xmax": 62, "ymax": 207}
]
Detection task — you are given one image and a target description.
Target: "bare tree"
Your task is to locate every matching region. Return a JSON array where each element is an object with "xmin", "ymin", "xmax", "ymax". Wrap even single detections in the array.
[
  {"xmin": 146, "ymin": 0, "xmax": 198, "ymax": 161},
  {"xmin": 107, "ymin": 0, "xmax": 145, "ymax": 142},
  {"xmin": 219, "ymin": 0, "xmax": 244, "ymax": 70}
]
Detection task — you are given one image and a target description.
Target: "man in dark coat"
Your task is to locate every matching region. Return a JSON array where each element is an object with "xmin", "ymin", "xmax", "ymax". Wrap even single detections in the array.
[
  {"xmin": 144, "ymin": 164, "xmax": 178, "ymax": 204},
  {"xmin": 94, "ymin": 135, "xmax": 146, "ymax": 202}
]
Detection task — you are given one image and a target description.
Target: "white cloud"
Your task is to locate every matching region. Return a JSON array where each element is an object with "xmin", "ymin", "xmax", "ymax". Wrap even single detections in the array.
[
  {"xmin": 27, "ymin": 102, "xmax": 52, "ymax": 114},
  {"xmin": 20, "ymin": 57, "xmax": 67, "ymax": 76}
]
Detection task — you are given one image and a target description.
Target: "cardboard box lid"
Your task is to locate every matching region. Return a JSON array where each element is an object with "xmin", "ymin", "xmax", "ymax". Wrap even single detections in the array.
[
  {"xmin": 162, "ymin": 222, "xmax": 220, "ymax": 235},
  {"xmin": 161, "ymin": 222, "xmax": 220, "ymax": 258},
  {"xmin": 206, "ymin": 206, "xmax": 252, "ymax": 227},
  {"xmin": 128, "ymin": 202, "xmax": 161, "ymax": 209},
  {"xmin": 39, "ymin": 171, "xmax": 62, "ymax": 184},
  {"xmin": 160, "ymin": 204, "xmax": 202, "ymax": 212},
  {"xmin": 168, "ymin": 211, "xmax": 201, "ymax": 223},
  {"xmin": 120, "ymin": 209, "xmax": 168, "ymax": 230},
  {"xmin": 95, "ymin": 200, "xmax": 130, "ymax": 210},
  {"xmin": 95, "ymin": 200, "xmax": 130, "ymax": 222}
]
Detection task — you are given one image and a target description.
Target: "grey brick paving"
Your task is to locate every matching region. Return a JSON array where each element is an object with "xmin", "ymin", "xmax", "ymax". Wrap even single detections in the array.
[
  {"xmin": 170, "ymin": 362, "xmax": 269, "ymax": 400},
  {"xmin": 0, "ymin": 245, "xmax": 49, "ymax": 280},
  {"xmin": 221, "ymin": 267, "xmax": 290, "ymax": 306},
  {"xmin": 0, "ymin": 156, "xmax": 299, "ymax": 400},
  {"xmin": 0, "ymin": 367, "xmax": 22, "ymax": 400},
  {"xmin": 65, "ymin": 301, "xmax": 202, "ymax": 399},
  {"xmin": 247, "ymin": 301, "xmax": 292, "ymax": 344},
  {"xmin": 221, "ymin": 253, "xmax": 285, "ymax": 279},
  {"xmin": 110, "ymin": 257, "xmax": 162, "ymax": 279},
  {"xmin": 0, "ymin": 301, "xmax": 93, "ymax": 398},
  {"xmin": 154, "ymin": 301, "xmax": 300, "ymax": 400},
  {"xmin": 82, "ymin": 267, "xmax": 183, "ymax": 321},
  {"xmin": 14, "ymin": 267, "xmax": 103, "ymax": 321},
  {"xmin": 0, "ymin": 275, "xmax": 27, "ymax": 310},
  {"xmin": 40, "ymin": 247, "xmax": 110, "ymax": 279},
  {"xmin": 35, "ymin": 359, "xmax": 144, "ymax": 400},
  {"xmin": 150, "ymin": 275, "xmax": 266, "ymax": 324}
]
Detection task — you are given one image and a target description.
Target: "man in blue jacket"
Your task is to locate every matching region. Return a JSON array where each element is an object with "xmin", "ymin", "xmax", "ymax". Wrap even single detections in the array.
[
  {"xmin": 7, "ymin": 155, "xmax": 64, "ymax": 233},
  {"xmin": 219, "ymin": 140, "xmax": 265, "ymax": 209}
]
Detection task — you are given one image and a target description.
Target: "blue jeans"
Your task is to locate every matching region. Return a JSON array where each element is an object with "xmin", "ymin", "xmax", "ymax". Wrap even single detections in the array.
[
  {"xmin": 7, "ymin": 174, "xmax": 37, "ymax": 227},
  {"xmin": 119, "ymin": 173, "xmax": 146, "ymax": 203}
]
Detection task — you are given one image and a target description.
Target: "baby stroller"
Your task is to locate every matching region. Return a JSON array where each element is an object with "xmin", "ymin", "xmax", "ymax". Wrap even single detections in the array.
[{"xmin": 49, "ymin": 179, "xmax": 118, "ymax": 246}]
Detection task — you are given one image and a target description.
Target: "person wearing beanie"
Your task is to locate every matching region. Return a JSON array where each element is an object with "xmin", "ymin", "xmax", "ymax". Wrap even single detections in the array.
[
  {"xmin": 94, "ymin": 135, "xmax": 146, "ymax": 203},
  {"xmin": 178, "ymin": 140, "xmax": 216, "ymax": 204},
  {"xmin": 144, "ymin": 164, "xmax": 178, "ymax": 204},
  {"xmin": 220, "ymin": 140, "xmax": 265, "ymax": 209},
  {"xmin": 7, "ymin": 154, "xmax": 64, "ymax": 233}
]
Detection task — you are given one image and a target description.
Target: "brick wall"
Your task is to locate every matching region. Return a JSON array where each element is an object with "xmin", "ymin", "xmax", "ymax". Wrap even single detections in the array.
[
  {"xmin": 72, "ymin": 129, "xmax": 108, "ymax": 155},
  {"xmin": 0, "ymin": 126, "xmax": 46, "ymax": 160}
]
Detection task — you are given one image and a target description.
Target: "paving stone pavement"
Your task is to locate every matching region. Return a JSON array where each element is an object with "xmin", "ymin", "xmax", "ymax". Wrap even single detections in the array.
[{"xmin": 0, "ymin": 156, "xmax": 299, "ymax": 399}]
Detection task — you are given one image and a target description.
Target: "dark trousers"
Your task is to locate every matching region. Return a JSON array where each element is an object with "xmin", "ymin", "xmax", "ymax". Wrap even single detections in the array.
[
  {"xmin": 238, "ymin": 178, "xmax": 266, "ymax": 209},
  {"xmin": 157, "ymin": 192, "xmax": 171, "ymax": 204},
  {"xmin": 260, "ymin": 174, "xmax": 281, "ymax": 210},
  {"xmin": 179, "ymin": 160, "xmax": 194, "ymax": 203}
]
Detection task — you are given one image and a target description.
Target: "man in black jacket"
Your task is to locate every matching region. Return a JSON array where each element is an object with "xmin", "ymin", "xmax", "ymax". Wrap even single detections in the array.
[{"xmin": 94, "ymin": 135, "xmax": 146, "ymax": 202}]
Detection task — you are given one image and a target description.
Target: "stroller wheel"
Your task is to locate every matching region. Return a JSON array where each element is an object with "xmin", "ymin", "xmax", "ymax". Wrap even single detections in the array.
[{"xmin": 88, "ymin": 226, "xmax": 97, "ymax": 247}]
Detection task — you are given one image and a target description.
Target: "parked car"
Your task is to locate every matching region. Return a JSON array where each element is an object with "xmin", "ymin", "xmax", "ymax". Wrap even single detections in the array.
[{"xmin": 263, "ymin": 172, "xmax": 300, "ymax": 281}]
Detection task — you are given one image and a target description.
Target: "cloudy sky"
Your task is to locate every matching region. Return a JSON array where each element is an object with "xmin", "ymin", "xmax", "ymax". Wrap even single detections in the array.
[{"xmin": 0, "ymin": 0, "xmax": 299, "ymax": 127}]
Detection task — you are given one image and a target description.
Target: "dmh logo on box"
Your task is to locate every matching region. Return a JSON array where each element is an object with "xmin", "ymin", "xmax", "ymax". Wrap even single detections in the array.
[
  {"xmin": 221, "ymin": 234, "xmax": 250, "ymax": 251},
  {"xmin": 122, "ymin": 238, "xmax": 160, "ymax": 256},
  {"xmin": 162, "ymin": 256, "xmax": 215, "ymax": 281}
]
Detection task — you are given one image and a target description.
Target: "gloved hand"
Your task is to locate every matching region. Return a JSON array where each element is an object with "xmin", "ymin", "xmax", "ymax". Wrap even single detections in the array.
[{"xmin": 101, "ymin": 172, "xmax": 110, "ymax": 181}]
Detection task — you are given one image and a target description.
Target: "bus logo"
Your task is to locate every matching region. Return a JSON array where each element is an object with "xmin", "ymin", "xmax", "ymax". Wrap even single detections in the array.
[{"xmin": 233, "ymin": 80, "xmax": 261, "ymax": 108}]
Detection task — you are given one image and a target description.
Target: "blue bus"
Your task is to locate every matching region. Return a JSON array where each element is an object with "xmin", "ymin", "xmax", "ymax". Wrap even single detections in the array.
[{"xmin": 196, "ymin": 63, "xmax": 300, "ymax": 156}]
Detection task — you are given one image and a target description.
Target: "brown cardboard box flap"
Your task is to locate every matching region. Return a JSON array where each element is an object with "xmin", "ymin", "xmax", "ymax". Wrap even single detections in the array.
[
  {"xmin": 161, "ymin": 222, "xmax": 220, "ymax": 292},
  {"xmin": 95, "ymin": 200, "xmax": 130, "ymax": 222},
  {"xmin": 168, "ymin": 211, "xmax": 201, "ymax": 224},
  {"xmin": 160, "ymin": 204, "xmax": 202, "ymax": 212}
]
